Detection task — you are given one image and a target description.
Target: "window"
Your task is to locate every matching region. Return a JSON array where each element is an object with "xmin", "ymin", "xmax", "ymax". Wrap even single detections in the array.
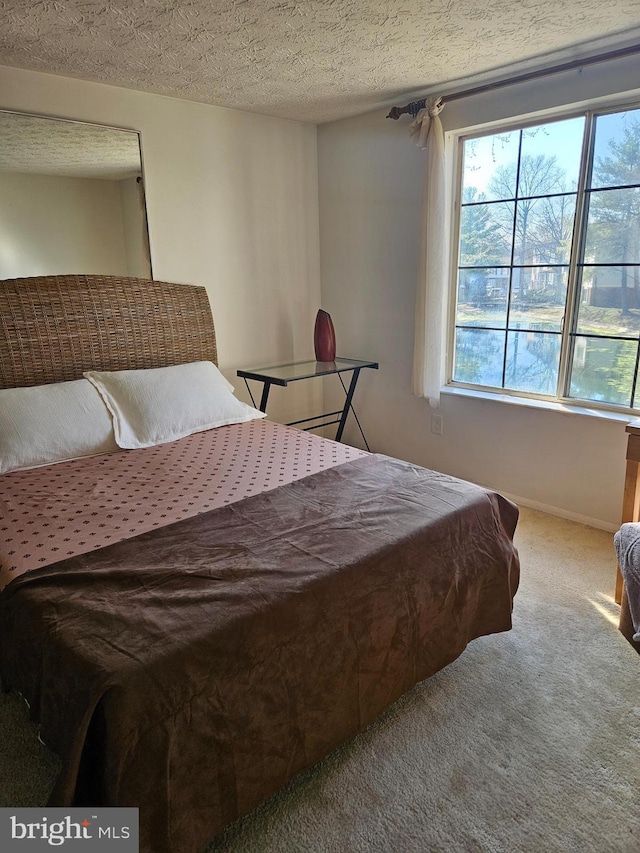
[{"xmin": 451, "ymin": 105, "xmax": 640, "ymax": 411}]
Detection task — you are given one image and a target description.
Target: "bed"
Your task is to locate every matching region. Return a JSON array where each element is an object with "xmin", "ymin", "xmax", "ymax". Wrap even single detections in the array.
[{"xmin": 0, "ymin": 274, "xmax": 520, "ymax": 853}]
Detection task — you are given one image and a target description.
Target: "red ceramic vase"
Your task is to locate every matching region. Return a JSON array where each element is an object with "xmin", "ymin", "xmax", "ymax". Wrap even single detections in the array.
[{"xmin": 314, "ymin": 310, "xmax": 336, "ymax": 362}]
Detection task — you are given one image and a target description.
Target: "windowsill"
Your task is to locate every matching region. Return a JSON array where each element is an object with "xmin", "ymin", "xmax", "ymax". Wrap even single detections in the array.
[{"xmin": 441, "ymin": 384, "xmax": 637, "ymax": 425}]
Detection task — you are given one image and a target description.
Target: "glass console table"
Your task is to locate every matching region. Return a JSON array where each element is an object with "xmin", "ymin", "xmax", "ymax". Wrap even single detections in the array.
[{"xmin": 237, "ymin": 357, "xmax": 378, "ymax": 449}]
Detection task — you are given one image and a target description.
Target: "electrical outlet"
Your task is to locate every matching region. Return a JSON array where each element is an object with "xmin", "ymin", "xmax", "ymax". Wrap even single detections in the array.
[{"xmin": 431, "ymin": 413, "xmax": 443, "ymax": 435}]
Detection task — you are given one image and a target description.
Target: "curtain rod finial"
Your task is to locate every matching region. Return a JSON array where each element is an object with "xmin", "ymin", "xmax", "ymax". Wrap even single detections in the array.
[{"xmin": 387, "ymin": 99, "xmax": 428, "ymax": 120}]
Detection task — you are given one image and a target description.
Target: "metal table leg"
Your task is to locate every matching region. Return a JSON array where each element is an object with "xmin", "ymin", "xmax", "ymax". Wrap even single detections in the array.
[
  {"xmin": 259, "ymin": 381, "xmax": 272, "ymax": 414},
  {"xmin": 335, "ymin": 368, "xmax": 361, "ymax": 442}
]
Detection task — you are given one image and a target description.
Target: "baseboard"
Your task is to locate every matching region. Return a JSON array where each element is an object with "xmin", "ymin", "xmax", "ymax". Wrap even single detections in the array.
[{"xmin": 497, "ymin": 491, "xmax": 619, "ymax": 533}]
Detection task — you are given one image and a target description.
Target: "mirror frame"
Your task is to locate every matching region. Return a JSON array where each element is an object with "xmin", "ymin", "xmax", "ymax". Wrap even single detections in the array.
[{"xmin": 0, "ymin": 108, "xmax": 153, "ymax": 280}]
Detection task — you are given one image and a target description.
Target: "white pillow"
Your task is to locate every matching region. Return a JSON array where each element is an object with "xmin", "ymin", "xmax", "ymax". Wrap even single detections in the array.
[
  {"xmin": 0, "ymin": 378, "xmax": 119, "ymax": 475},
  {"xmin": 84, "ymin": 361, "xmax": 266, "ymax": 449}
]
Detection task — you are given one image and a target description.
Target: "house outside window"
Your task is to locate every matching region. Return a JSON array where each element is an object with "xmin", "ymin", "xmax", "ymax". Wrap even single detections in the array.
[{"xmin": 451, "ymin": 104, "xmax": 640, "ymax": 411}]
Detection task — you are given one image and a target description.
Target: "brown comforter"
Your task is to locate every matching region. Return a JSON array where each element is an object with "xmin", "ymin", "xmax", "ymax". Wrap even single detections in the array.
[{"xmin": 0, "ymin": 454, "xmax": 519, "ymax": 853}]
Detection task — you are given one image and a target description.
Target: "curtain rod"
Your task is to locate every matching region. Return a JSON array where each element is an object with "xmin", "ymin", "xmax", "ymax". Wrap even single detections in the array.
[{"xmin": 386, "ymin": 42, "xmax": 640, "ymax": 119}]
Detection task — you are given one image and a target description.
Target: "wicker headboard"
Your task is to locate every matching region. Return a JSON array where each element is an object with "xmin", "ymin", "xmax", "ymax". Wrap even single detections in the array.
[{"xmin": 0, "ymin": 274, "xmax": 218, "ymax": 389}]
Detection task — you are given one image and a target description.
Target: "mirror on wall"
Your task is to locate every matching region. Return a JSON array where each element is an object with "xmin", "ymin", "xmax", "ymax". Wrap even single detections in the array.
[{"xmin": 0, "ymin": 111, "xmax": 152, "ymax": 280}]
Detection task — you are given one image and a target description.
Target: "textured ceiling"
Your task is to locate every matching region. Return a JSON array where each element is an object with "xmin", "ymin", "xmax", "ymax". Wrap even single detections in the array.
[
  {"xmin": 1, "ymin": 1, "xmax": 640, "ymax": 124},
  {"xmin": 0, "ymin": 111, "xmax": 142, "ymax": 179}
]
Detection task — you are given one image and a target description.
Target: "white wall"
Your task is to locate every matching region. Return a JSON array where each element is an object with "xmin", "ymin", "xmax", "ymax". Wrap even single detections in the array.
[
  {"xmin": 0, "ymin": 170, "xmax": 131, "ymax": 278},
  {"xmin": 318, "ymin": 54, "xmax": 640, "ymax": 531},
  {"xmin": 0, "ymin": 65, "xmax": 322, "ymax": 422}
]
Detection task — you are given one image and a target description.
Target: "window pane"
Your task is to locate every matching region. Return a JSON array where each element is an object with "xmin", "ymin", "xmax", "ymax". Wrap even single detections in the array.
[
  {"xmin": 519, "ymin": 118, "xmax": 585, "ymax": 194},
  {"xmin": 576, "ymin": 266, "xmax": 640, "ymax": 336},
  {"xmin": 513, "ymin": 194, "xmax": 576, "ymax": 265},
  {"xmin": 462, "ymin": 131, "xmax": 520, "ymax": 202},
  {"xmin": 459, "ymin": 201, "xmax": 514, "ymax": 266},
  {"xmin": 504, "ymin": 331, "xmax": 560, "ymax": 395},
  {"xmin": 510, "ymin": 267, "xmax": 568, "ymax": 332},
  {"xmin": 591, "ymin": 109, "xmax": 640, "ymax": 189},
  {"xmin": 456, "ymin": 269, "xmax": 508, "ymax": 328},
  {"xmin": 569, "ymin": 336, "xmax": 637, "ymax": 406},
  {"xmin": 452, "ymin": 108, "xmax": 640, "ymax": 410},
  {"xmin": 583, "ymin": 187, "xmax": 640, "ymax": 264},
  {"xmin": 453, "ymin": 328, "xmax": 505, "ymax": 386}
]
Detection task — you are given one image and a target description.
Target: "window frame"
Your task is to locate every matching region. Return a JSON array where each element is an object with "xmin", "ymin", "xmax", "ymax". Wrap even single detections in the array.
[{"xmin": 447, "ymin": 97, "xmax": 640, "ymax": 416}]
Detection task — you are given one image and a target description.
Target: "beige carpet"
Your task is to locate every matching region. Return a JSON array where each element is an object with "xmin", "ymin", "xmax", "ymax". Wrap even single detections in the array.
[{"xmin": 1, "ymin": 507, "xmax": 638, "ymax": 852}]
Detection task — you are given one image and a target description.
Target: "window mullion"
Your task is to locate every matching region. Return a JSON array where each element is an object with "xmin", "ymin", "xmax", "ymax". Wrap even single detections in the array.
[
  {"xmin": 501, "ymin": 130, "xmax": 524, "ymax": 388},
  {"xmin": 556, "ymin": 111, "xmax": 596, "ymax": 400}
]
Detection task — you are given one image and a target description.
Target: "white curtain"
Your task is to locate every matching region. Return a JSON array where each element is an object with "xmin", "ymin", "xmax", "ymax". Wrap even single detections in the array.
[{"xmin": 410, "ymin": 96, "xmax": 449, "ymax": 407}]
